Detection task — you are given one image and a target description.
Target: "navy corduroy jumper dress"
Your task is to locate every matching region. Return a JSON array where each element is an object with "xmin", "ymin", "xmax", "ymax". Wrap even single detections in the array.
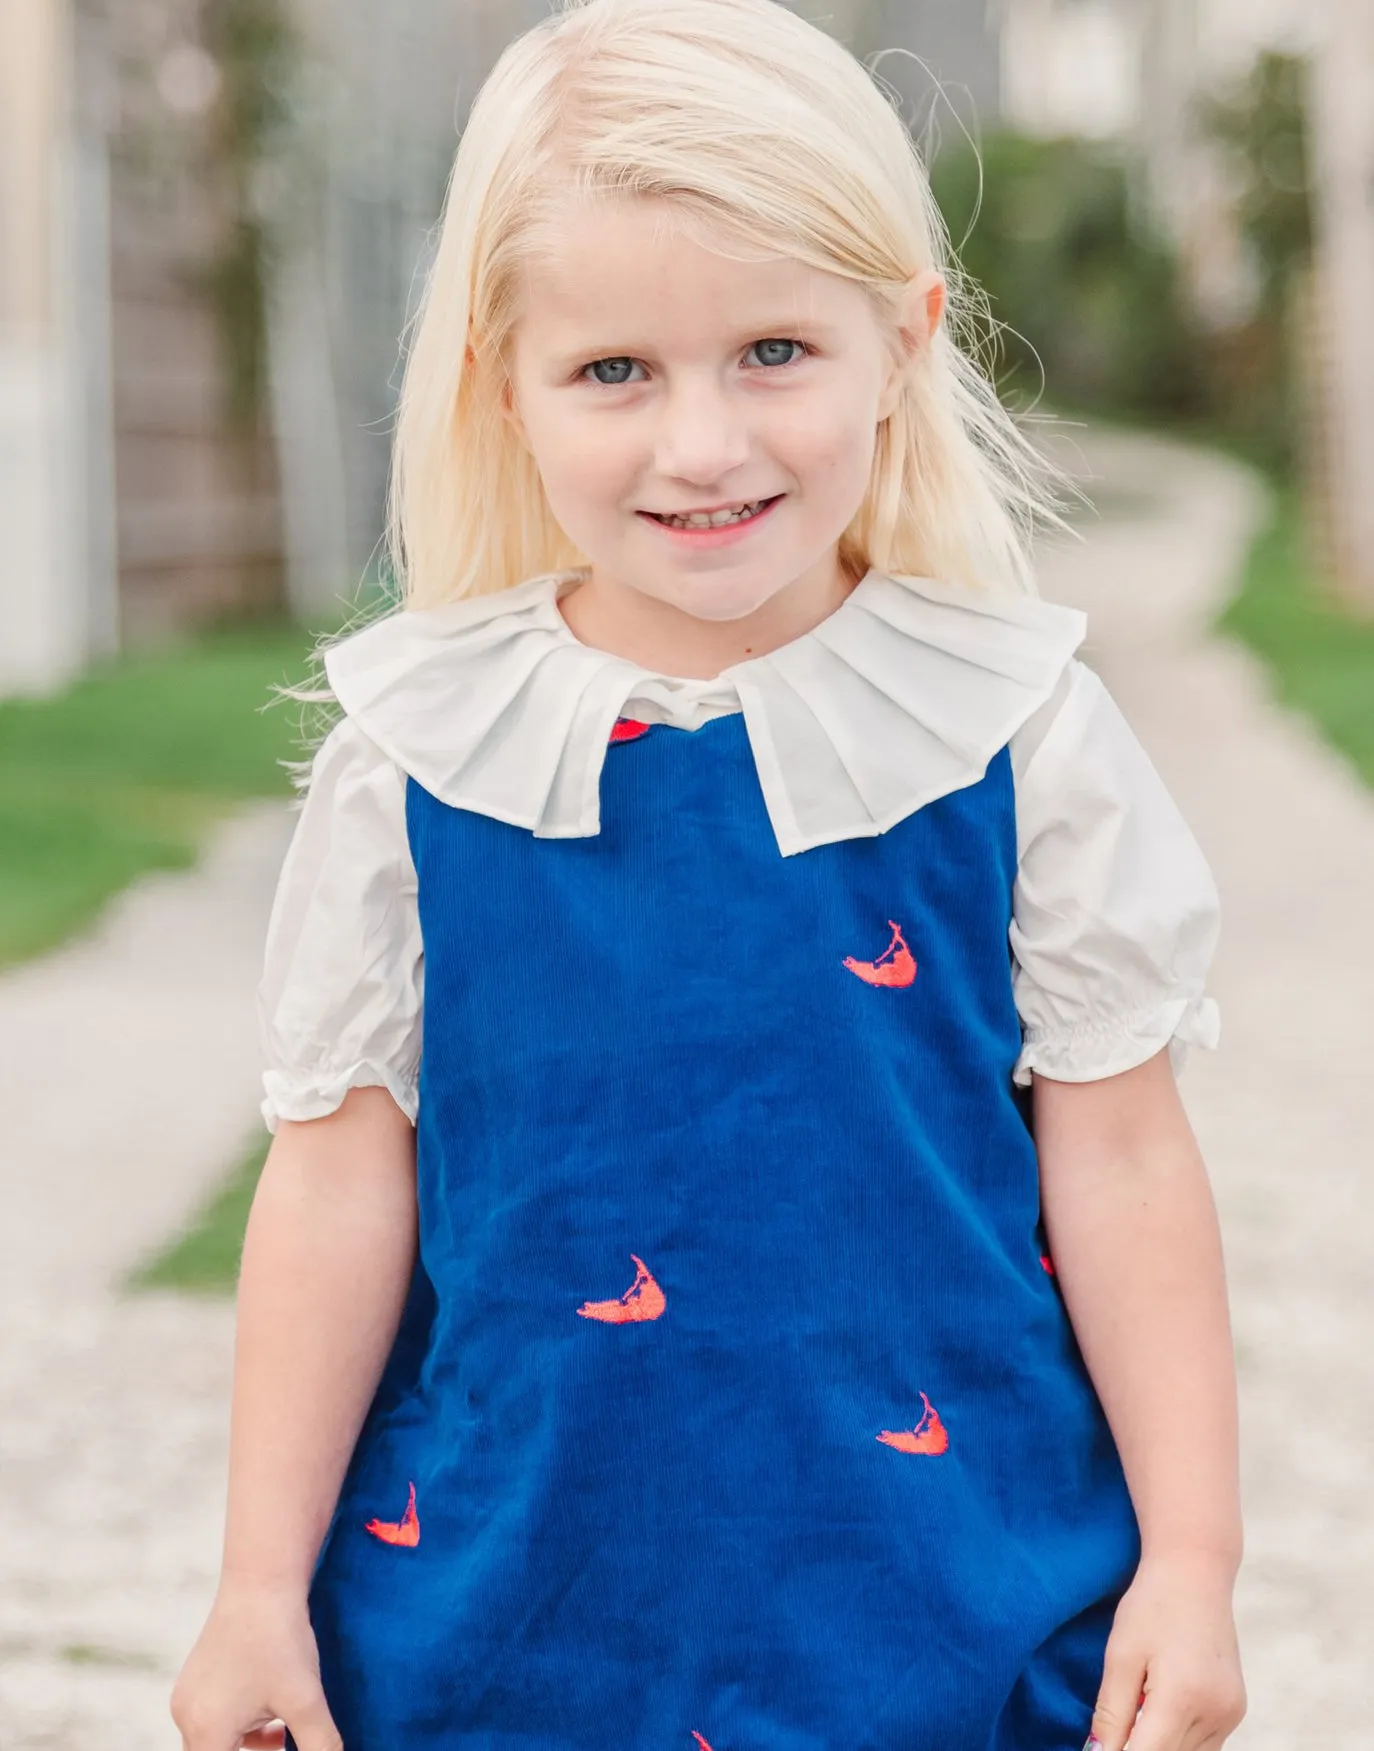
[{"xmin": 302, "ymin": 707, "xmax": 1140, "ymax": 1750}]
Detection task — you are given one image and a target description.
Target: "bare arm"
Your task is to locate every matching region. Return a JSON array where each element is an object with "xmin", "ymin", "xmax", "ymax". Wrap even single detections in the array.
[
  {"xmin": 1034, "ymin": 1048, "xmax": 1246, "ymax": 1751},
  {"xmin": 172, "ymin": 1085, "xmax": 417, "ymax": 1751}
]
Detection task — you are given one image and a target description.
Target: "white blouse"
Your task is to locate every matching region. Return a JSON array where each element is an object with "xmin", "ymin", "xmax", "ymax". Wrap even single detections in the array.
[{"xmin": 258, "ymin": 566, "xmax": 1220, "ymax": 1130}]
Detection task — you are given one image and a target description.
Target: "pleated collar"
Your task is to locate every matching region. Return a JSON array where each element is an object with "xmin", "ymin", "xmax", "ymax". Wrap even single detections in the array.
[{"xmin": 323, "ymin": 566, "xmax": 1086, "ymax": 858}]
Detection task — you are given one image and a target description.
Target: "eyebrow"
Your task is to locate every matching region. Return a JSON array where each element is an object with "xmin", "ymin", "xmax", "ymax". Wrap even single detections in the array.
[{"xmin": 547, "ymin": 319, "xmax": 844, "ymax": 367}]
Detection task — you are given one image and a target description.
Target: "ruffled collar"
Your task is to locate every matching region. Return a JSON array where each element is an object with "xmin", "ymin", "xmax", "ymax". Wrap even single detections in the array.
[{"xmin": 323, "ymin": 566, "xmax": 1086, "ymax": 858}]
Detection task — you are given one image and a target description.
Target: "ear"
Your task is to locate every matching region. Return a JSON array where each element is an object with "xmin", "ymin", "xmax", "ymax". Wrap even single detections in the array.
[
  {"xmin": 876, "ymin": 269, "xmax": 946, "ymax": 422},
  {"xmin": 493, "ymin": 357, "xmax": 530, "ymax": 450}
]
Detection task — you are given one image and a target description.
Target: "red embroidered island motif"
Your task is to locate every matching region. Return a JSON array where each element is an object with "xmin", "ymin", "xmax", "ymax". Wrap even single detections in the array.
[
  {"xmin": 843, "ymin": 919, "xmax": 916, "ymax": 987},
  {"xmin": 691, "ymin": 1735, "xmax": 715, "ymax": 1750},
  {"xmin": 365, "ymin": 1480, "xmax": 420, "ymax": 1546},
  {"xmin": 576, "ymin": 1254, "xmax": 666, "ymax": 1322},
  {"xmin": 877, "ymin": 1391, "xmax": 949, "ymax": 1455},
  {"xmin": 609, "ymin": 717, "xmax": 651, "ymax": 743},
  {"xmin": 1040, "ymin": 1254, "xmax": 1056, "ymax": 1277}
]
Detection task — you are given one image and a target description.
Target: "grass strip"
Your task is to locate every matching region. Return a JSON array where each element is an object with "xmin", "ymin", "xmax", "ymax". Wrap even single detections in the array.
[
  {"xmin": 0, "ymin": 617, "xmax": 319, "ymax": 968},
  {"xmin": 1217, "ymin": 482, "xmax": 1374, "ymax": 789},
  {"xmin": 125, "ymin": 1132, "xmax": 269, "ymax": 1296}
]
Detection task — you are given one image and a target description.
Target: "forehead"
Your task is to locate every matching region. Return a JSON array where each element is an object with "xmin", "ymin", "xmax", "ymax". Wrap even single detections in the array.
[{"xmin": 511, "ymin": 196, "xmax": 869, "ymax": 356}]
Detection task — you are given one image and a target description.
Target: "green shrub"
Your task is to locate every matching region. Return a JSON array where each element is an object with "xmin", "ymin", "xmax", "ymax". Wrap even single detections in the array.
[
  {"xmin": 1192, "ymin": 50, "xmax": 1315, "ymax": 478},
  {"xmin": 928, "ymin": 71, "xmax": 1315, "ymax": 480},
  {"xmin": 928, "ymin": 131, "xmax": 1202, "ymax": 422}
]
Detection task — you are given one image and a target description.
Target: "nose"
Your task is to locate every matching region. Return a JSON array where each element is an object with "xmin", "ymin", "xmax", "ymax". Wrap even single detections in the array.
[{"xmin": 652, "ymin": 373, "xmax": 751, "ymax": 485}]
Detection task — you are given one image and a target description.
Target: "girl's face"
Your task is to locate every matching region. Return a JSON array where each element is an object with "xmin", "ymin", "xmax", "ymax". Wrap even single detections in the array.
[{"xmin": 498, "ymin": 196, "xmax": 944, "ymax": 671}]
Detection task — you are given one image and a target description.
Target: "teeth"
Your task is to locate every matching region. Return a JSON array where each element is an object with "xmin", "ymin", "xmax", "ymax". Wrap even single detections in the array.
[{"xmin": 658, "ymin": 499, "xmax": 768, "ymax": 529}]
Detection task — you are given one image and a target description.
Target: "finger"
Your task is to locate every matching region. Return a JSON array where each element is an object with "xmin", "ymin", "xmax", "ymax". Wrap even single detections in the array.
[
  {"xmin": 1089, "ymin": 1652, "xmax": 1147, "ymax": 1751},
  {"xmin": 173, "ymin": 1695, "xmax": 268, "ymax": 1751},
  {"xmin": 1127, "ymin": 1682, "xmax": 1246, "ymax": 1751},
  {"xmin": 1117, "ymin": 1691, "xmax": 1189, "ymax": 1751},
  {"xmin": 284, "ymin": 1689, "xmax": 344, "ymax": 1751},
  {"xmin": 1191, "ymin": 1724, "xmax": 1243, "ymax": 1751}
]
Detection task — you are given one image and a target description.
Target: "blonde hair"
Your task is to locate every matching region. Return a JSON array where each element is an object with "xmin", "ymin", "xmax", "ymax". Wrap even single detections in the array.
[{"xmin": 388, "ymin": 0, "xmax": 1081, "ymax": 611}]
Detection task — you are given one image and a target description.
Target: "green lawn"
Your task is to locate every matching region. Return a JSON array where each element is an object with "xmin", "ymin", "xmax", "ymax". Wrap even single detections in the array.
[
  {"xmin": 0, "ymin": 617, "xmax": 320, "ymax": 967},
  {"xmin": 1218, "ymin": 483, "xmax": 1374, "ymax": 788},
  {"xmin": 0, "ymin": 616, "xmax": 322, "ymax": 1294},
  {"xmin": 126, "ymin": 1132, "xmax": 269, "ymax": 1295}
]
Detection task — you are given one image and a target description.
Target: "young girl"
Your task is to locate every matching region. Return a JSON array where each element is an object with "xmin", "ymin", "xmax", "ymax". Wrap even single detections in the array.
[{"xmin": 171, "ymin": 1, "xmax": 1246, "ymax": 1747}]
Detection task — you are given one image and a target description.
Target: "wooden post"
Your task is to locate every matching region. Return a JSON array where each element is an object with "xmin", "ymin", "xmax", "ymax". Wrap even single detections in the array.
[{"xmin": 1307, "ymin": 0, "xmax": 1374, "ymax": 614}]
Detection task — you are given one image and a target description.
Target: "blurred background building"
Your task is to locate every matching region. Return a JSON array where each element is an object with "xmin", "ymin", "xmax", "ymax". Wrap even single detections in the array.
[{"xmin": 1, "ymin": 0, "xmax": 1371, "ymax": 699}]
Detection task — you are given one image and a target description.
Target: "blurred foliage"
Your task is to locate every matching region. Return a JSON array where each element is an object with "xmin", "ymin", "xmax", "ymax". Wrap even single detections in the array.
[
  {"xmin": 1197, "ymin": 51, "xmax": 1313, "ymax": 319},
  {"xmin": 0, "ymin": 619, "xmax": 316, "ymax": 968},
  {"xmin": 1191, "ymin": 50, "xmax": 1315, "ymax": 478},
  {"xmin": 929, "ymin": 58, "xmax": 1315, "ymax": 477},
  {"xmin": 928, "ymin": 131, "xmax": 1203, "ymax": 424},
  {"xmin": 127, "ymin": 1131, "xmax": 269, "ymax": 1296},
  {"xmin": 925, "ymin": 97, "xmax": 1373, "ymax": 784},
  {"xmin": 1219, "ymin": 483, "xmax": 1374, "ymax": 790}
]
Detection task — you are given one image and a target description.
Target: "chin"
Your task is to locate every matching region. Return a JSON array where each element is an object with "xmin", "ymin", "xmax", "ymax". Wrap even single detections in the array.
[{"xmin": 660, "ymin": 582, "xmax": 789, "ymax": 623}]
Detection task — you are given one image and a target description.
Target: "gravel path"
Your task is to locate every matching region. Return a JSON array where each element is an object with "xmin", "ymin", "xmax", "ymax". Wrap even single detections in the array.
[
  {"xmin": 1036, "ymin": 422, "xmax": 1374, "ymax": 1741},
  {"xmin": 0, "ymin": 804, "xmax": 293, "ymax": 1746},
  {"xmin": 1, "ymin": 421, "xmax": 1369, "ymax": 1745}
]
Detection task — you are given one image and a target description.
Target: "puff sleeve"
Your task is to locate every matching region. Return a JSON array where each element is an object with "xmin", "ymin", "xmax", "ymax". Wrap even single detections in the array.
[
  {"xmin": 1008, "ymin": 660, "xmax": 1220, "ymax": 1086},
  {"xmin": 258, "ymin": 714, "xmax": 423, "ymax": 1131}
]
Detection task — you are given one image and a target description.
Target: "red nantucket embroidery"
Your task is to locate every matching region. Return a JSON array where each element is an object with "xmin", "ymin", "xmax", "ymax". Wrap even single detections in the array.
[
  {"xmin": 365, "ymin": 1480, "xmax": 420, "ymax": 1546},
  {"xmin": 609, "ymin": 717, "xmax": 651, "ymax": 743},
  {"xmin": 691, "ymin": 1735, "xmax": 715, "ymax": 1750},
  {"xmin": 877, "ymin": 1391, "xmax": 950, "ymax": 1455},
  {"xmin": 576, "ymin": 1254, "xmax": 666, "ymax": 1322},
  {"xmin": 843, "ymin": 919, "xmax": 916, "ymax": 987},
  {"xmin": 1040, "ymin": 1254, "xmax": 1056, "ymax": 1276}
]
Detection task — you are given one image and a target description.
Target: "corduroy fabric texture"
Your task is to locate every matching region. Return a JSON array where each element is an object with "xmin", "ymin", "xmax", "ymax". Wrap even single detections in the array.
[{"xmin": 302, "ymin": 712, "xmax": 1140, "ymax": 1750}]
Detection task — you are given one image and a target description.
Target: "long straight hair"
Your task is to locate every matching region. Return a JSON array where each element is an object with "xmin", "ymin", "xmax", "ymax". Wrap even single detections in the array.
[{"xmin": 386, "ymin": 0, "xmax": 1081, "ymax": 613}]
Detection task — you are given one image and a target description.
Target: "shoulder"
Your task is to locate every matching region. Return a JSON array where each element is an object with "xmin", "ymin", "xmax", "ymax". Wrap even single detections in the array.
[
  {"xmin": 1004, "ymin": 658, "xmax": 1221, "ymax": 1084},
  {"xmin": 268, "ymin": 715, "xmax": 416, "ymax": 976},
  {"xmin": 290, "ymin": 711, "xmax": 412, "ymax": 861},
  {"xmin": 1006, "ymin": 658, "xmax": 1197, "ymax": 841},
  {"xmin": 318, "ymin": 575, "xmax": 578, "ymax": 772},
  {"xmin": 1006, "ymin": 655, "xmax": 1217, "ymax": 898},
  {"xmin": 304, "ymin": 708, "xmax": 405, "ymax": 791},
  {"xmin": 260, "ymin": 713, "xmax": 424, "ymax": 1133},
  {"xmin": 313, "ymin": 575, "xmax": 633, "ymax": 836},
  {"xmin": 1007, "ymin": 656, "xmax": 1107, "ymax": 786}
]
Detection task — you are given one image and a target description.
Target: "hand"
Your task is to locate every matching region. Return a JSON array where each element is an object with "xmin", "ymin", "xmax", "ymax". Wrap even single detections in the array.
[
  {"xmin": 170, "ymin": 1579, "xmax": 342, "ymax": 1751},
  {"xmin": 1087, "ymin": 1552, "xmax": 1246, "ymax": 1751}
]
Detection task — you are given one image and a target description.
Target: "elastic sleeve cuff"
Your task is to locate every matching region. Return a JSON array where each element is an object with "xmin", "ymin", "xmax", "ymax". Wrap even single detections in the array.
[
  {"xmin": 260, "ymin": 1062, "xmax": 420, "ymax": 1133},
  {"xmin": 1013, "ymin": 992, "xmax": 1220, "ymax": 1087}
]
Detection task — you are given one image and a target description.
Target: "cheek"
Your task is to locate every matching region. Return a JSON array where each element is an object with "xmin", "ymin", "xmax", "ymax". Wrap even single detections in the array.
[
  {"xmin": 529, "ymin": 409, "xmax": 632, "ymax": 505},
  {"xmin": 779, "ymin": 405, "xmax": 878, "ymax": 496}
]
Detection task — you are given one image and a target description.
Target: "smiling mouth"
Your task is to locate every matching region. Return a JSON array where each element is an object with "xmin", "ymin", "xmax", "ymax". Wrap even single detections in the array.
[{"xmin": 643, "ymin": 495, "xmax": 783, "ymax": 530}]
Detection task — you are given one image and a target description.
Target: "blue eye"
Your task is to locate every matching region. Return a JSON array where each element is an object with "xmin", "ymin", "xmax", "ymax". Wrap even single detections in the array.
[
  {"xmin": 748, "ymin": 338, "xmax": 807, "ymax": 368},
  {"xmin": 586, "ymin": 358, "xmax": 641, "ymax": 386},
  {"xmin": 580, "ymin": 340, "xmax": 810, "ymax": 386}
]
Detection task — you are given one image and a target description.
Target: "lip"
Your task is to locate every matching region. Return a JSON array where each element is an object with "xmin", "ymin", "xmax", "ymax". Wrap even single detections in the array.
[
  {"xmin": 637, "ymin": 494, "xmax": 785, "ymax": 549},
  {"xmin": 645, "ymin": 495, "xmax": 781, "ymax": 517}
]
